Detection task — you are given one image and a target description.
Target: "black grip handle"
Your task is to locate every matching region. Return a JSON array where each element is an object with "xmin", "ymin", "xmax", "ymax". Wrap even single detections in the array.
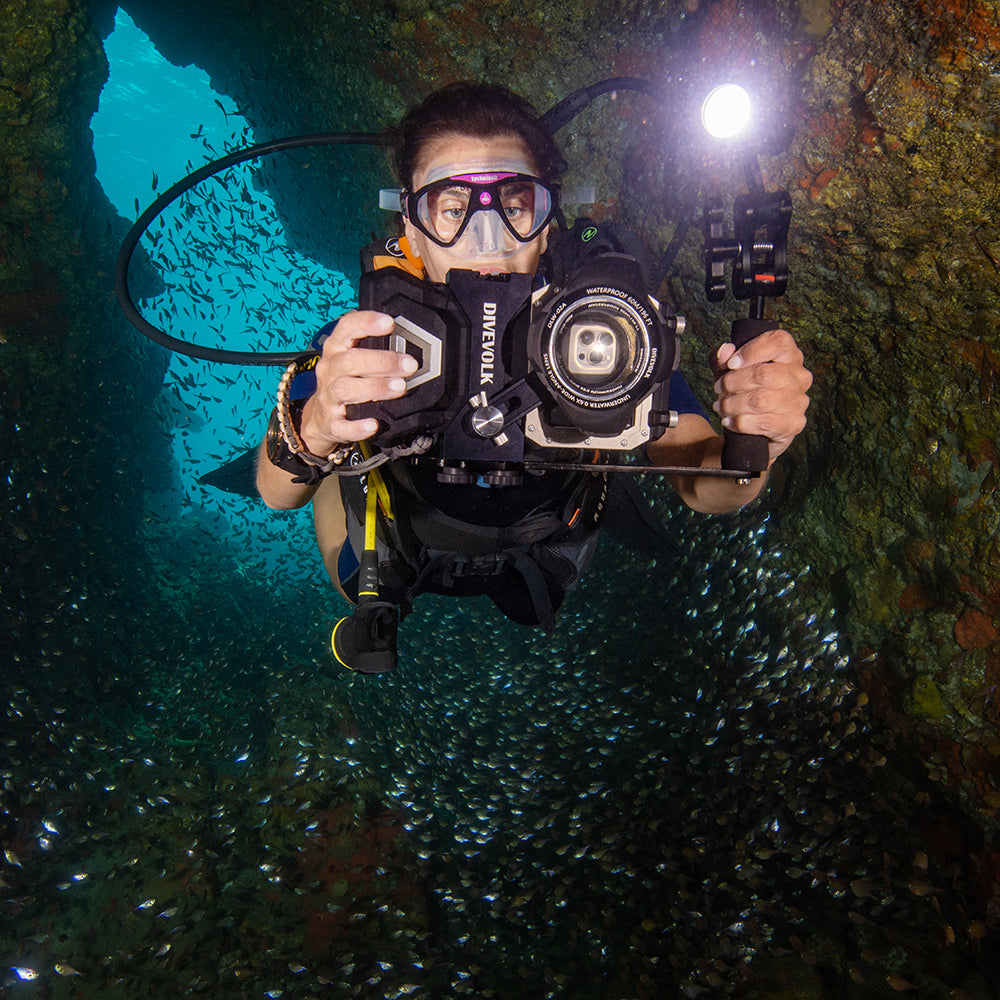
[{"xmin": 720, "ymin": 316, "xmax": 775, "ymax": 475}]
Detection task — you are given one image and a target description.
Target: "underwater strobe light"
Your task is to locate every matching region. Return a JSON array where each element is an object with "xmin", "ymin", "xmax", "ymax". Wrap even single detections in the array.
[{"xmin": 701, "ymin": 83, "xmax": 753, "ymax": 140}]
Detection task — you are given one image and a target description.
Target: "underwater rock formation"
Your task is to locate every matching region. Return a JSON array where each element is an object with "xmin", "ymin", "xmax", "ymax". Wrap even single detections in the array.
[{"xmin": 1, "ymin": 0, "xmax": 171, "ymax": 695}]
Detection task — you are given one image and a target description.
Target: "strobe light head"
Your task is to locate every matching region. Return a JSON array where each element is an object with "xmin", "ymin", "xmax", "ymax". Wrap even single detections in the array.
[{"xmin": 701, "ymin": 83, "xmax": 753, "ymax": 140}]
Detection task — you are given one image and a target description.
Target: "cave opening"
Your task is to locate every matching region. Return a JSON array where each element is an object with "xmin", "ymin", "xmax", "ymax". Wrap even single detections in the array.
[{"xmin": 92, "ymin": 7, "xmax": 356, "ymax": 579}]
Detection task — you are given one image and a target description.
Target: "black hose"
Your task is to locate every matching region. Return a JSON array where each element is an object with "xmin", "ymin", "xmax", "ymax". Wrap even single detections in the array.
[
  {"xmin": 114, "ymin": 132, "xmax": 387, "ymax": 366},
  {"xmin": 540, "ymin": 77, "xmax": 670, "ymax": 134},
  {"xmin": 116, "ymin": 79, "xmax": 683, "ymax": 366},
  {"xmin": 540, "ymin": 78, "xmax": 691, "ymax": 289}
]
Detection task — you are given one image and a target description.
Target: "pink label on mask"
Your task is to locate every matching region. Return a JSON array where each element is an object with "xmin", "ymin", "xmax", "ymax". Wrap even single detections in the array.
[{"xmin": 450, "ymin": 172, "xmax": 519, "ymax": 184}]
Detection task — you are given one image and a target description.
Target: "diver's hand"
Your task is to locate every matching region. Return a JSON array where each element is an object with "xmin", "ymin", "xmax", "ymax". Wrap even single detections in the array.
[
  {"xmin": 711, "ymin": 328, "xmax": 812, "ymax": 465},
  {"xmin": 299, "ymin": 310, "xmax": 416, "ymax": 455}
]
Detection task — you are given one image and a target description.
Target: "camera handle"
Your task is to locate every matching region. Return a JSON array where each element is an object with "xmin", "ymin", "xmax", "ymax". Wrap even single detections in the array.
[
  {"xmin": 705, "ymin": 184, "xmax": 792, "ymax": 480},
  {"xmin": 722, "ymin": 311, "xmax": 775, "ymax": 477}
]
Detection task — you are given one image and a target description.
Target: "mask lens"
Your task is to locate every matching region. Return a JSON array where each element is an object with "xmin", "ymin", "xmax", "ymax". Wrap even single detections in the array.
[
  {"xmin": 498, "ymin": 180, "xmax": 549, "ymax": 238},
  {"xmin": 418, "ymin": 183, "xmax": 473, "ymax": 243}
]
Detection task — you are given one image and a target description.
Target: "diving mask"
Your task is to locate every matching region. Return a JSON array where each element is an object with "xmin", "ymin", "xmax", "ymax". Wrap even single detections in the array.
[{"xmin": 403, "ymin": 162, "xmax": 557, "ymax": 261}]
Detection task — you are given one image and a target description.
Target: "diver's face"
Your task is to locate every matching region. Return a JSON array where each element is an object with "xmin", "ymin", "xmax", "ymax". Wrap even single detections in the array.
[{"xmin": 404, "ymin": 133, "xmax": 550, "ymax": 284}]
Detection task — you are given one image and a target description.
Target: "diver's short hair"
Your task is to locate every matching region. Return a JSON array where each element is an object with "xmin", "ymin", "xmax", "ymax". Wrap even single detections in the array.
[{"xmin": 390, "ymin": 82, "xmax": 563, "ymax": 190}]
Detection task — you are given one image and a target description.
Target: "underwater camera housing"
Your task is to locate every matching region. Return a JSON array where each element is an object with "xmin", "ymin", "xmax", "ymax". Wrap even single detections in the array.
[{"xmin": 348, "ymin": 250, "xmax": 682, "ymax": 485}]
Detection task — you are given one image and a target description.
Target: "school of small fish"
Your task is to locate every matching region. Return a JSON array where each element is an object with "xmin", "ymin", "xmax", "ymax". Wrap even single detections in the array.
[{"xmin": 3, "ymin": 483, "xmax": 997, "ymax": 997}]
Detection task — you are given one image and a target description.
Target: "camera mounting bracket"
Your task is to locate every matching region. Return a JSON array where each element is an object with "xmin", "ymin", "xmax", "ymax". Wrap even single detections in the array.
[{"xmin": 704, "ymin": 189, "xmax": 792, "ymax": 302}]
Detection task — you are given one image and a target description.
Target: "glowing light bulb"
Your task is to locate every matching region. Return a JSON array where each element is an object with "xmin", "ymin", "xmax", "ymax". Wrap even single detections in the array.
[{"xmin": 701, "ymin": 84, "xmax": 753, "ymax": 139}]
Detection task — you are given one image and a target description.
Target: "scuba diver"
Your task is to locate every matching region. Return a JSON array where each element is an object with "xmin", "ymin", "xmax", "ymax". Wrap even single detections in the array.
[{"xmin": 255, "ymin": 82, "xmax": 812, "ymax": 644}]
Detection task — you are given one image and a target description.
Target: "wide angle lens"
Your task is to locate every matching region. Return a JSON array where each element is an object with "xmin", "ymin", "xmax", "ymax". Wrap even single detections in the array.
[{"xmin": 549, "ymin": 295, "xmax": 649, "ymax": 401}]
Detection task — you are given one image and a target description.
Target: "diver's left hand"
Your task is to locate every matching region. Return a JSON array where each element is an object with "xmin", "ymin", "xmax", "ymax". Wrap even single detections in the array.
[{"xmin": 711, "ymin": 328, "xmax": 812, "ymax": 465}]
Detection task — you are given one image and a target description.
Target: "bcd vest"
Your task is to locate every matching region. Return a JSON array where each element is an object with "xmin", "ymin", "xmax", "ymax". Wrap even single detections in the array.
[{"xmin": 344, "ymin": 233, "xmax": 613, "ymax": 629}]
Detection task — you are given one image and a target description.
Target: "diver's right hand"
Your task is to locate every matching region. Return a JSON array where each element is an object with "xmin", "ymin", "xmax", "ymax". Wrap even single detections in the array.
[{"xmin": 298, "ymin": 310, "xmax": 416, "ymax": 455}]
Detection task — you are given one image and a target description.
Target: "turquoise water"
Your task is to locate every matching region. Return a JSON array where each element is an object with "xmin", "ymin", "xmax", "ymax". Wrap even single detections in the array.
[
  {"xmin": 3, "ymin": 10, "xmax": 998, "ymax": 1000},
  {"xmin": 93, "ymin": 9, "xmax": 354, "ymax": 581}
]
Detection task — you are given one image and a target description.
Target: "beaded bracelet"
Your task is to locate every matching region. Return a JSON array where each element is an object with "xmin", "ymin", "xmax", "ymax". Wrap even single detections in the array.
[{"xmin": 275, "ymin": 353, "xmax": 353, "ymax": 478}]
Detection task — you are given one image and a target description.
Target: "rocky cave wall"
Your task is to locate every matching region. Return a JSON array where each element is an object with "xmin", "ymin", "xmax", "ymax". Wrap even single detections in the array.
[
  {"xmin": 2, "ymin": 0, "xmax": 998, "ymax": 831},
  {"xmin": 1, "ymin": 0, "xmax": 171, "ymax": 691}
]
